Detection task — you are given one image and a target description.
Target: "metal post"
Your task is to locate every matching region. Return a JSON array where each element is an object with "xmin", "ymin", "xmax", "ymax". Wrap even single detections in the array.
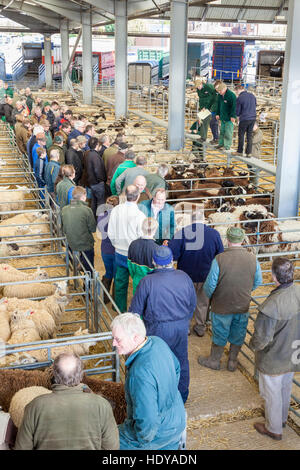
[
  {"xmin": 274, "ymin": 0, "xmax": 300, "ymax": 217},
  {"xmin": 82, "ymin": 10, "xmax": 93, "ymax": 105},
  {"xmin": 60, "ymin": 19, "xmax": 69, "ymax": 91},
  {"xmin": 168, "ymin": 0, "xmax": 188, "ymax": 150},
  {"xmin": 115, "ymin": 0, "xmax": 128, "ymax": 118},
  {"xmin": 44, "ymin": 35, "xmax": 52, "ymax": 89}
]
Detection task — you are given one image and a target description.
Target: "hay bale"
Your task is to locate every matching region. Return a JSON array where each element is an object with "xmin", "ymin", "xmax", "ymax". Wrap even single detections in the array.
[{"xmin": 9, "ymin": 386, "xmax": 52, "ymax": 428}]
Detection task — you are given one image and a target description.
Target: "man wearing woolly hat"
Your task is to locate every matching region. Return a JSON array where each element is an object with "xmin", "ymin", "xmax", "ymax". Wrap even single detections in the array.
[
  {"xmin": 198, "ymin": 226, "xmax": 262, "ymax": 372},
  {"xmin": 129, "ymin": 245, "xmax": 197, "ymax": 403}
]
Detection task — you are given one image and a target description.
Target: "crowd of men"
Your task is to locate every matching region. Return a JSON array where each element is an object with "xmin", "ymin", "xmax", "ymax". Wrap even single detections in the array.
[
  {"xmin": 191, "ymin": 77, "xmax": 263, "ymax": 160},
  {"xmin": 2, "ymin": 82, "xmax": 299, "ymax": 450}
]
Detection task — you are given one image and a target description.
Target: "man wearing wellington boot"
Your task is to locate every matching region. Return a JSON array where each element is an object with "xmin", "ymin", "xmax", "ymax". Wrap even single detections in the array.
[{"xmin": 198, "ymin": 227, "xmax": 262, "ymax": 372}]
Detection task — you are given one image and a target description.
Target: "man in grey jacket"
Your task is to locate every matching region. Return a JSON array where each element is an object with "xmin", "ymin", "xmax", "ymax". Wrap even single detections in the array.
[{"xmin": 250, "ymin": 257, "xmax": 300, "ymax": 441}]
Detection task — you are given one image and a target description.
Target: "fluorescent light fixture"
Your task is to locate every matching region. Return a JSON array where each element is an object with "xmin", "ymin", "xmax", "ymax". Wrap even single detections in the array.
[{"xmin": 275, "ymin": 15, "xmax": 285, "ymax": 20}]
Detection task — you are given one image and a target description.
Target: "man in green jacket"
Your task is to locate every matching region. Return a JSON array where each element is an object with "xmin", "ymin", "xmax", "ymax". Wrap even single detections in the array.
[
  {"xmin": 110, "ymin": 150, "xmax": 136, "ymax": 195},
  {"xmin": 48, "ymin": 135, "xmax": 65, "ymax": 165},
  {"xmin": 15, "ymin": 353, "xmax": 119, "ymax": 450},
  {"xmin": 215, "ymin": 82, "xmax": 237, "ymax": 151},
  {"xmin": 195, "ymin": 77, "xmax": 217, "ymax": 141},
  {"xmin": 56, "ymin": 164, "xmax": 76, "ymax": 209},
  {"xmin": 61, "ymin": 186, "xmax": 96, "ymax": 271}
]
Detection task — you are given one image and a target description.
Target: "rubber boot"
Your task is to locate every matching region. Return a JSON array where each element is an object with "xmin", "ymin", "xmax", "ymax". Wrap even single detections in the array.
[
  {"xmin": 101, "ymin": 276, "xmax": 112, "ymax": 304},
  {"xmin": 198, "ymin": 343, "xmax": 224, "ymax": 370},
  {"xmin": 227, "ymin": 344, "xmax": 242, "ymax": 372}
]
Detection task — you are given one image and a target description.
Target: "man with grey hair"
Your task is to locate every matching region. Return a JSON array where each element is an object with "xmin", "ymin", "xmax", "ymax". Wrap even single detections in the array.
[
  {"xmin": 133, "ymin": 174, "xmax": 150, "ymax": 202},
  {"xmin": 44, "ymin": 148, "xmax": 61, "ymax": 200},
  {"xmin": 130, "ymin": 245, "xmax": 197, "ymax": 403},
  {"xmin": 128, "ymin": 217, "xmax": 159, "ymax": 293},
  {"xmin": 67, "ymin": 120, "xmax": 85, "ymax": 146},
  {"xmin": 139, "ymin": 188, "xmax": 175, "ymax": 244},
  {"xmin": 115, "ymin": 155, "xmax": 149, "ymax": 195},
  {"xmin": 146, "ymin": 164, "xmax": 169, "ymax": 197},
  {"xmin": 111, "ymin": 313, "xmax": 186, "ymax": 450},
  {"xmin": 108, "ymin": 184, "xmax": 146, "ymax": 312},
  {"xmin": 98, "ymin": 134, "xmax": 110, "ymax": 158},
  {"xmin": 65, "ymin": 138, "xmax": 83, "ymax": 184},
  {"xmin": 15, "ymin": 353, "xmax": 119, "ymax": 450}
]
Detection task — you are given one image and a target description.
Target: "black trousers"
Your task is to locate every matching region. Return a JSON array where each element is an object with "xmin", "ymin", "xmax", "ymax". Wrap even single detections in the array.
[
  {"xmin": 90, "ymin": 182, "xmax": 110, "ymax": 218},
  {"xmin": 237, "ymin": 119, "xmax": 256, "ymax": 155}
]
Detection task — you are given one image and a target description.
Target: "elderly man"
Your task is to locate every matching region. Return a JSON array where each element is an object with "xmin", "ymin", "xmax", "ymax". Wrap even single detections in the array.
[
  {"xmin": 108, "ymin": 185, "xmax": 146, "ymax": 312},
  {"xmin": 48, "ymin": 135, "xmax": 65, "ymax": 165},
  {"xmin": 194, "ymin": 77, "xmax": 217, "ymax": 142},
  {"xmin": 15, "ymin": 353, "xmax": 119, "ymax": 450},
  {"xmin": 198, "ymin": 227, "xmax": 262, "ymax": 371},
  {"xmin": 169, "ymin": 207, "xmax": 224, "ymax": 337},
  {"xmin": 249, "ymin": 257, "xmax": 300, "ymax": 441},
  {"xmin": 110, "ymin": 150, "xmax": 136, "ymax": 195},
  {"xmin": 67, "ymin": 120, "xmax": 86, "ymax": 146},
  {"xmin": 233, "ymin": 84, "xmax": 257, "ymax": 157},
  {"xmin": 115, "ymin": 155, "xmax": 149, "ymax": 195},
  {"xmin": 139, "ymin": 188, "xmax": 175, "ymax": 244},
  {"xmin": 130, "ymin": 245, "xmax": 197, "ymax": 403},
  {"xmin": 98, "ymin": 134, "xmax": 110, "ymax": 158},
  {"xmin": 128, "ymin": 217, "xmax": 159, "ymax": 294},
  {"xmin": 215, "ymin": 82, "xmax": 237, "ymax": 151},
  {"xmin": 146, "ymin": 163, "xmax": 169, "ymax": 197},
  {"xmin": 133, "ymin": 175, "xmax": 150, "ymax": 202},
  {"xmin": 112, "ymin": 313, "xmax": 186, "ymax": 450},
  {"xmin": 56, "ymin": 164, "xmax": 76, "ymax": 209}
]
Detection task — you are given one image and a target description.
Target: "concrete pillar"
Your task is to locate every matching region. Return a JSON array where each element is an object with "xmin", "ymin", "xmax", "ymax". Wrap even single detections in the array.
[
  {"xmin": 44, "ymin": 35, "xmax": 52, "ymax": 89},
  {"xmin": 82, "ymin": 10, "xmax": 93, "ymax": 105},
  {"xmin": 168, "ymin": 0, "xmax": 188, "ymax": 150},
  {"xmin": 115, "ymin": 0, "xmax": 128, "ymax": 118},
  {"xmin": 274, "ymin": 0, "xmax": 300, "ymax": 217},
  {"xmin": 60, "ymin": 19, "xmax": 69, "ymax": 91}
]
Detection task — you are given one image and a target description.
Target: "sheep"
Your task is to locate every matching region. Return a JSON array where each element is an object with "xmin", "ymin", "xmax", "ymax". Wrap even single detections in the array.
[
  {"xmin": 0, "ymin": 264, "xmax": 48, "ymax": 286},
  {"xmin": 7, "ymin": 306, "xmax": 57, "ymax": 340},
  {"xmin": 0, "ymin": 303, "xmax": 10, "ymax": 342},
  {"xmin": 3, "ymin": 279, "xmax": 67, "ymax": 300},
  {"xmin": 8, "ymin": 310, "xmax": 41, "ymax": 345},
  {"xmin": 3, "ymin": 292, "xmax": 71, "ymax": 328},
  {"xmin": 0, "ymin": 368, "xmax": 126, "ymax": 425},
  {"xmin": 0, "ymin": 186, "xmax": 31, "ymax": 217},
  {"xmin": 9, "ymin": 386, "xmax": 52, "ymax": 428}
]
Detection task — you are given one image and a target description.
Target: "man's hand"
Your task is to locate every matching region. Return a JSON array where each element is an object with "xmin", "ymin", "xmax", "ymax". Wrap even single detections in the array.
[{"xmin": 230, "ymin": 117, "xmax": 235, "ymax": 123}]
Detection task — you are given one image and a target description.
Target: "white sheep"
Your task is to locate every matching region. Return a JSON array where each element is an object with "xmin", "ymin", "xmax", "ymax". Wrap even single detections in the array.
[
  {"xmin": 3, "ymin": 291, "xmax": 71, "ymax": 328},
  {"xmin": 8, "ymin": 307, "xmax": 57, "ymax": 340},
  {"xmin": 0, "ymin": 186, "xmax": 32, "ymax": 217},
  {"xmin": 2, "ymin": 328, "xmax": 96, "ymax": 365},
  {"xmin": 9, "ymin": 387, "xmax": 52, "ymax": 428},
  {"xmin": 3, "ymin": 279, "xmax": 68, "ymax": 300},
  {"xmin": 0, "ymin": 302, "xmax": 10, "ymax": 342},
  {"xmin": 0, "ymin": 264, "xmax": 48, "ymax": 285},
  {"xmin": 8, "ymin": 310, "xmax": 41, "ymax": 345}
]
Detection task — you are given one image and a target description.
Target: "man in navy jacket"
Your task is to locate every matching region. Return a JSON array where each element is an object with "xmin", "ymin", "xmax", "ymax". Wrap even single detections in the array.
[
  {"xmin": 233, "ymin": 85, "xmax": 257, "ymax": 157},
  {"xmin": 169, "ymin": 211, "xmax": 224, "ymax": 337},
  {"xmin": 129, "ymin": 246, "xmax": 197, "ymax": 403}
]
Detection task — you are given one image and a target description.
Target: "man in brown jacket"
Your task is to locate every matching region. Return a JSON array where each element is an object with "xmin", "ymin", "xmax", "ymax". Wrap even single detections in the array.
[
  {"xmin": 15, "ymin": 353, "xmax": 119, "ymax": 450},
  {"xmin": 106, "ymin": 142, "xmax": 129, "ymax": 185},
  {"xmin": 198, "ymin": 227, "xmax": 262, "ymax": 371},
  {"xmin": 15, "ymin": 119, "xmax": 31, "ymax": 155},
  {"xmin": 103, "ymin": 135, "xmax": 124, "ymax": 170}
]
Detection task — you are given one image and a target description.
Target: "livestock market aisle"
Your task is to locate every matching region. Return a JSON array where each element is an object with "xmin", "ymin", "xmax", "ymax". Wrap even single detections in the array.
[{"xmin": 186, "ymin": 333, "xmax": 300, "ymax": 450}]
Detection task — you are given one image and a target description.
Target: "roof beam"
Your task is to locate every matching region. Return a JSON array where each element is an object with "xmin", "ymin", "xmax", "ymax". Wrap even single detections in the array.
[
  {"xmin": 83, "ymin": 0, "xmax": 114, "ymax": 16},
  {"xmin": 236, "ymin": 0, "xmax": 248, "ymax": 22},
  {"xmin": 0, "ymin": 11, "xmax": 58, "ymax": 32},
  {"xmin": 0, "ymin": 0, "xmax": 62, "ymax": 29},
  {"xmin": 32, "ymin": 0, "xmax": 109, "ymax": 25}
]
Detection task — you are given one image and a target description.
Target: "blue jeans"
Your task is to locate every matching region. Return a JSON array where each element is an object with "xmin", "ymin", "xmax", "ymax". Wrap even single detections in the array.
[
  {"xmin": 211, "ymin": 312, "xmax": 249, "ymax": 347},
  {"xmin": 102, "ymin": 253, "xmax": 116, "ymax": 279}
]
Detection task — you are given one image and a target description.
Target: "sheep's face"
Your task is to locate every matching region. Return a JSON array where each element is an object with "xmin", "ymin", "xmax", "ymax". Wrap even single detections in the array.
[
  {"xmin": 54, "ymin": 281, "xmax": 68, "ymax": 295},
  {"xmin": 35, "ymin": 268, "xmax": 49, "ymax": 280},
  {"xmin": 10, "ymin": 310, "xmax": 35, "ymax": 330}
]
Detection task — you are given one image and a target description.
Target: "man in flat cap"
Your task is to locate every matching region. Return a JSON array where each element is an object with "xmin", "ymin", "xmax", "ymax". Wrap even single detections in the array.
[{"xmin": 198, "ymin": 227, "xmax": 262, "ymax": 372}]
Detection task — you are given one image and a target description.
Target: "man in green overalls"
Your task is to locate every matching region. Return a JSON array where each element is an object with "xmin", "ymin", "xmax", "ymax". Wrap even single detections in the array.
[
  {"xmin": 194, "ymin": 77, "xmax": 218, "ymax": 142},
  {"xmin": 215, "ymin": 82, "xmax": 237, "ymax": 151}
]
